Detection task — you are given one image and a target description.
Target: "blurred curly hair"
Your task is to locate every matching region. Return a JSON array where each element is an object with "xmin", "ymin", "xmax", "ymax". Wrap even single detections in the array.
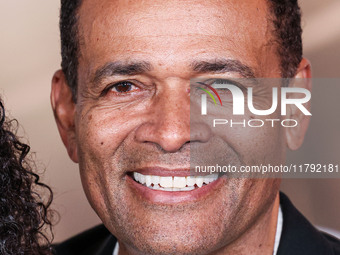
[{"xmin": 0, "ymin": 98, "xmax": 54, "ymax": 255}]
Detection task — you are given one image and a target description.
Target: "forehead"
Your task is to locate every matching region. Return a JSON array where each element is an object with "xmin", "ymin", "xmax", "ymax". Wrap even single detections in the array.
[
  {"xmin": 77, "ymin": 0, "xmax": 275, "ymax": 75},
  {"xmin": 79, "ymin": 0, "xmax": 270, "ymax": 34}
]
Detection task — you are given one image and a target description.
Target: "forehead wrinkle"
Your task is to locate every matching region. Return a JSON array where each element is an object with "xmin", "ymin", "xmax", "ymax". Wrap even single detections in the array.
[
  {"xmin": 77, "ymin": 0, "xmax": 279, "ymax": 85},
  {"xmin": 79, "ymin": 0, "xmax": 272, "ymax": 45},
  {"xmin": 79, "ymin": 0, "xmax": 252, "ymax": 39}
]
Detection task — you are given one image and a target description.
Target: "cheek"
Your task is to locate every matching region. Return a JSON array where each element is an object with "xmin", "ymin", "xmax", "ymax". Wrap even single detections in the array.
[
  {"xmin": 76, "ymin": 109, "xmax": 131, "ymax": 159},
  {"xmin": 238, "ymin": 124, "xmax": 285, "ymax": 164},
  {"xmin": 211, "ymin": 111, "xmax": 285, "ymax": 164},
  {"xmin": 74, "ymin": 111, "xmax": 128, "ymax": 213}
]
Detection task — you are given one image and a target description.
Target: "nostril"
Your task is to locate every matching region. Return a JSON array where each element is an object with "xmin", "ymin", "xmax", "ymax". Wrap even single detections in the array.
[{"xmin": 134, "ymin": 119, "xmax": 190, "ymax": 153}]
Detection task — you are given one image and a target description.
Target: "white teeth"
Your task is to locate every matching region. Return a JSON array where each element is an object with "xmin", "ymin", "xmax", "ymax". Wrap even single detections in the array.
[
  {"xmin": 159, "ymin": 176, "xmax": 173, "ymax": 188},
  {"xmin": 180, "ymin": 186, "xmax": 195, "ymax": 191},
  {"xmin": 132, "ymin": 172, "xmax": 219, "ymax": 191},
  {"xmin": 140, "ymin": 174, "xmax": 146, "ymax": 185},
  {"xmin": 186, "ymin": 176, "xmax": 196, "ymax": 186},
  {"xmin": 133, "ymin": 172, "xmax": 141, "ymax": 183},
  {"xmin": 151, "ymin": 175, "xmax": 160, "ymax": 186},
  {"xmin": 196, "ymin": 176, "xmax": 204, "ymax": 187},
  {"xmin": 145, "ymin": 175, "xmax": 152, "ymax": 187},
  {"xmin": 203, "ymin": 174, "xmax": 218, "ymax": 184},
  {"xmin": 173, "ymin": 176, "xmax": 187, "ymax": 188}
]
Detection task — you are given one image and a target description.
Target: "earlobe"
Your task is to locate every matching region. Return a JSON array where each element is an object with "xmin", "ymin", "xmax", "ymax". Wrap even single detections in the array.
[
  {"xmin": 285, "ymin": 58, "xmax": 312, "ymax": 150},
  {"xmin": 51, "ymin": 70, "xmax": 79, "ymax": 163}
]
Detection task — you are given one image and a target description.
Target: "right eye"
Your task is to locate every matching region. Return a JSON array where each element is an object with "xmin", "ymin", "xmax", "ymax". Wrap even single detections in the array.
[{"xmin": 109, "ymin": 81, "xmax": 139, "ymax": 94}]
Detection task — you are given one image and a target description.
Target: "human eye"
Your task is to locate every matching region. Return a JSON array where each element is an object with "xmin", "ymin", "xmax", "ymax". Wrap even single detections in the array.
[{"xmin": 101, "ymin": 81, "xmax": 140, "ymax": 96}]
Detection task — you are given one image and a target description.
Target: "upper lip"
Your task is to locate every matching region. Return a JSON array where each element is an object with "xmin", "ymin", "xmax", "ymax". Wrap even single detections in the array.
[{"xmin": 130, "ymin": 166, "xmax": 194, "ymax": 177}]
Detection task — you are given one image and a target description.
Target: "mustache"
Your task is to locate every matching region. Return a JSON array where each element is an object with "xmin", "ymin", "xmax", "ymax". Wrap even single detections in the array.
[
  {"xmin": 115, "ymin": 139, "xmax": 242, "ymax": 174},
  {"xmin": 118, "ymin": 143, "xmax": 191, "ymax": 170}
]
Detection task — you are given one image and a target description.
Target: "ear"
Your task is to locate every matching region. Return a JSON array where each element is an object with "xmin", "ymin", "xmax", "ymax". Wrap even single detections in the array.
[
  {"xmin": 285, "ymin": 58, "xmax": 312, "ymax": 150},
  {"xmin": 51, "ymin": 70, "xmax": 79, "ymax": 163}
]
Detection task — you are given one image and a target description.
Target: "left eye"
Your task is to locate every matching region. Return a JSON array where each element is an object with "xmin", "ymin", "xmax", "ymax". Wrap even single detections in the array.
[{"xmin": 110, "ymin": 81, "xmax": 137, "ymax": 93}]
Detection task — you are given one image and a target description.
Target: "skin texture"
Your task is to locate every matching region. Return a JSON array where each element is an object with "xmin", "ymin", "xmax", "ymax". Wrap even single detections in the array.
[{"xmin": 51, "ymin": 0, "xmax": 311, "ymax": 254}]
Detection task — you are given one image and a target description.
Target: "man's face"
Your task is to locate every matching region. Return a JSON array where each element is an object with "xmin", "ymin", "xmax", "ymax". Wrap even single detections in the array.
[{"xmin": 68, "ymin": 0, "xmax": 285, "ymax": 253}]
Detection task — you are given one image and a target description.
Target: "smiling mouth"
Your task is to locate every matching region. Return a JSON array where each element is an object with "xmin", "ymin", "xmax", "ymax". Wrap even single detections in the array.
[{"xmin": 132, "ymin": 172, "xmax": 219, "ymax": 192}]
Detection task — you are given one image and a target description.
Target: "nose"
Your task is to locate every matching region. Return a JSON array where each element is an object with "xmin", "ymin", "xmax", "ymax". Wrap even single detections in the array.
[{"xmin": 134, "ymin": 81, "xmax": 211, "ymax": 152}]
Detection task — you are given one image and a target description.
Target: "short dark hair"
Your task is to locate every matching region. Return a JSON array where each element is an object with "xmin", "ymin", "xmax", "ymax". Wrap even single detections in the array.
[
  {"xmin": 268, "ymin": 0, "xmax": 302, "ymax": 78},
  {"xmin": 60, "ymin": 0, "xmax": 82, "ymax": 102},
  {"xmin": 59, "ymin": 0, "xmax": 302, "ymax": 101}
]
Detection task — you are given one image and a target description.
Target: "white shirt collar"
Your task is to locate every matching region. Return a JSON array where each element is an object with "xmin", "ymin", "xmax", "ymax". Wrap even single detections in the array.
[
  {"xmin": 273, "ymin": 205, "xmax": 283, "ymax": 255},
  {"xmin": 113, "ymin": 242, "xmax": 119, "ymax": 255}
]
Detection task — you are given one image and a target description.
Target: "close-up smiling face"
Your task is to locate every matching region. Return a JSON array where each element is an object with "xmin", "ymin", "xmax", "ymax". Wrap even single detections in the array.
[{"xmin": 51, "ymin": 0, "xmax": 311, "ymax": 254}]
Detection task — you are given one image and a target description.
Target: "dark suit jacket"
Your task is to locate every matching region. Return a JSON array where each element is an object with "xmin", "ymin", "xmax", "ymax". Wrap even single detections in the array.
[{"xmin": 54, "ymin": 193, "xmax": 340, "ymax": 255}]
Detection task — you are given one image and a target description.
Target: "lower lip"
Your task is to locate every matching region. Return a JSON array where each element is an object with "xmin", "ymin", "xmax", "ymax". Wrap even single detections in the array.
[{"xmin": 126, "ymin": 174, "xmax": 225, "ymax": 204}]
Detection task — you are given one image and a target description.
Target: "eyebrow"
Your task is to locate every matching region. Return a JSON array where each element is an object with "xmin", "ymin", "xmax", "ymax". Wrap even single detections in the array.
[
  {"xmin": 92, "ymin": 61, "xmax": 152, "ymax": 84},
  {"xmin": 191, "ymin": 59, "xmax": 256, "ymax": 79},
  {"xmin": 91, "ymin": 58, "xmax": 256, "ymax": 84}
]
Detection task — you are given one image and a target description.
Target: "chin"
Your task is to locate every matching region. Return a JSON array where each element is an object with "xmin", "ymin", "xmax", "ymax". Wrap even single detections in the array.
[
  {"xmin": 110, "ymin": 209, "xmax": 232, "ymax": 255},
  {"xmin": 125, "ymin": 232, "xmax": 221, "ymax": 255}
]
